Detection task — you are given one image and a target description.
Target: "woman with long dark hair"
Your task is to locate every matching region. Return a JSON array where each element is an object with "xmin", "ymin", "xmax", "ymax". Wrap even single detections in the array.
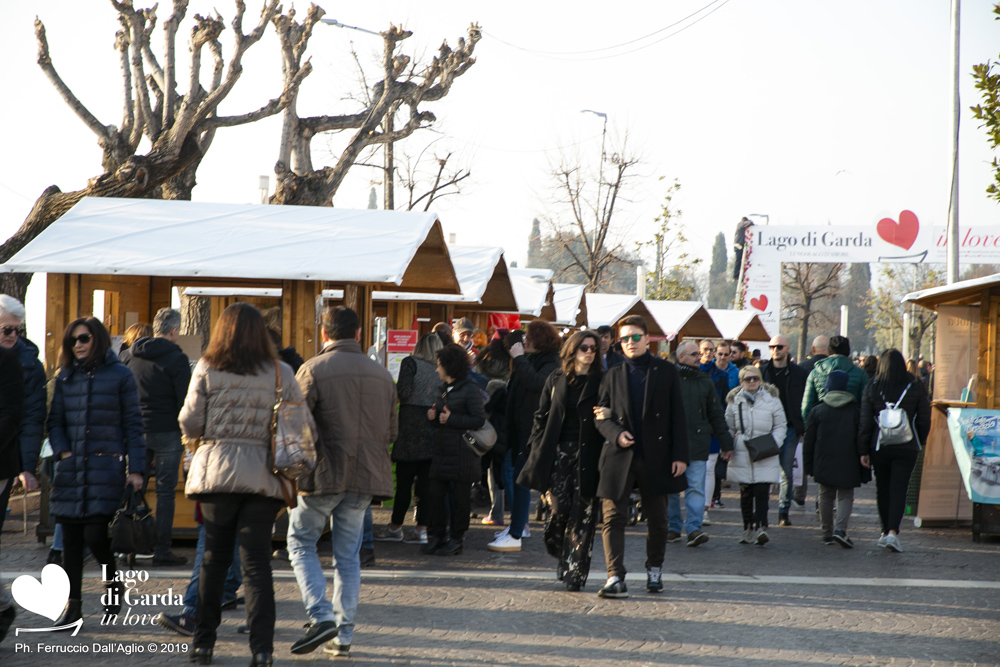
[
  {"xmin": 518, "ymin": 331, "xmax": 604, "ymax": 590},
  {"xmin": 857, "ymin": 349, "xmax": 931, "ymax": 553},
  {"xmin": 48, "ymin": 317, "xmax": 145, "ymax": 627},
  {"xmin": 181, "ymin": 303, "xmax": 304, "ymax": 666}
]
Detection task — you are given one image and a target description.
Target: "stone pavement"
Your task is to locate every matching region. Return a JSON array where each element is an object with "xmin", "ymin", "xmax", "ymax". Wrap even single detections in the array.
[{"xmin": 2, "ymin": 482, "xmax": 998, "ymax": 666}]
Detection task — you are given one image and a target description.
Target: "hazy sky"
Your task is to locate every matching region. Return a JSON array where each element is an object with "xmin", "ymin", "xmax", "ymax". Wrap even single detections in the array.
[{"xmin": 2, "ymin": 1, "xmax": 999, "ymax": 322}]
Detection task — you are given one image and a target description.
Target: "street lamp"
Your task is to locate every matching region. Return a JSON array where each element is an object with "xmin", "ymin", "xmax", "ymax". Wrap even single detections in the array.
[
  {"xmin": 580, "ymin": 110, "xmax": 608, "ymax": 252},
  {"xmin": 319, "ymin": 18, "xmax": 381, "ymax": 36}
]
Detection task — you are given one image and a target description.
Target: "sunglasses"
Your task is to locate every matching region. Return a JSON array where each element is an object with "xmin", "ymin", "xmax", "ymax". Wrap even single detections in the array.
[
  {"xmin": 769, "ymin": 344, "xmax": 786, "ymax": 350},
  {"xmin": 716, "ymin": 351, "xmax": 730, "ymax": 357},
  {"xmin": 578, "ymin": 344, "xmax": 597, "ymax": 353},
  {"xmin": 70, "ymin": 333, "xmax": 93, "ymax": 345},
  {"xmin": 621, "ymin": 334, "xmax": 644, "ymax": 343},
  {"xmin": 742, "ymin": 376, "xmax": 761, "ymax": 383},
  {"xmin": 0, "ymin": 326, "xmax": 23, "ymax": 337}
]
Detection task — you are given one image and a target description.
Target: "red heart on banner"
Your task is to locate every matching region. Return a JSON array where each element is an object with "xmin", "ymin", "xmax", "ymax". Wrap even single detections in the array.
[
  {"xmin": 876, "ymin": 210, "xmax": 919, "ymax": 250},
  {"xmin": 749, "ymin": 295, "xmax": 768, "ymax": 311}
]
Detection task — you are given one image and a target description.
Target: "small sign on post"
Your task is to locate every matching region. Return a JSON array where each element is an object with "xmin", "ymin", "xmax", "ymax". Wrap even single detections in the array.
[{"xmin": 386, "ymin": 330, "xmax": 419, "ymax": 381}]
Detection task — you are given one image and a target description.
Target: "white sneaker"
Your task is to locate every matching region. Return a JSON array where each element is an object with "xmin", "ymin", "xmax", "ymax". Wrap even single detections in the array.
[
  {"xmin": 487, "ymin": 533, "xmax": 522, "ymax": 552},
  {"xmin": 495, "ymin": 524, "xmax": 530, "ymax": 539},
  {"xmin": 702, "ymin": 510, "xmax": 712, "ymax": 526},
  {"xmin": 522, "ymin": 524, "xmax": 531, "ymax": 539},
  {"xmin": 494, "ymin": 526, "xmax": 510, "ymax": 539}
]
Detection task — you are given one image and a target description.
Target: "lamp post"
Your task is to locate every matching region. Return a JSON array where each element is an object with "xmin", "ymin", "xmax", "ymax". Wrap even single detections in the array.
[{"xmin": 580, "ymin": 109, "xmax": 608, "ymax": 269}]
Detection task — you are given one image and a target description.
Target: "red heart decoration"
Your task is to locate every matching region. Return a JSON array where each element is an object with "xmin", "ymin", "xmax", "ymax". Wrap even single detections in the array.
[
  {"xmin": 749, "ymin": 295, "xmax": 768, "ymax": 311},
  {"xmin": 876, "ymin": 210, "xmax": 919, "ymax": 250}
]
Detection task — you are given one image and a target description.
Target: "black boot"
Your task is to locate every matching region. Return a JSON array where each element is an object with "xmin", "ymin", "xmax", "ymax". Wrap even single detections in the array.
[
  {"xmin": 249, "ymin": 653, "xmax": 273, "ymax": 666},
  {"xmin": 104, "ymin": 581, "xmax": 125, "ymax": 616},
  {"xmin": 436, "ymin": 538, "xmax": 463, "ymax": 556},
  {"xmin": 420, "ymin": 536, "xmax": 443, "ymax": 555},
  {"xmin": 54, "ymin": 599, "xmax": 82, "ymax": 630},
  {"xmin": 188, "ymin": 647, "xmax": 213, "ymax": 664}
]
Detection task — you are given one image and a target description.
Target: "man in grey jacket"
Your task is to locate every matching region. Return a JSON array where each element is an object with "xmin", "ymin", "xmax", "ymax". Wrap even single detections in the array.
[{"xmin": 288, "ymin": 307, "xmax": 397, "ymax": 658}]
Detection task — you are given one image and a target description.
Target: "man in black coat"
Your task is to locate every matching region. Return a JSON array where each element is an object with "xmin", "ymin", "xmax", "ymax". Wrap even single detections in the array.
[
  {"xmin": 759, "ymin": 334, "xmax": 809, "ymax": 526},
  {"xmin": 0, "ymin": 343, "xmax": 24, "ymax": 642},
  {"xmin": 122, "ymin": 307, "xmax": 191, "ymax": 566},
  {"xmin": 595, "ymin": 315, "xmax": 689, "ymax": 599}
]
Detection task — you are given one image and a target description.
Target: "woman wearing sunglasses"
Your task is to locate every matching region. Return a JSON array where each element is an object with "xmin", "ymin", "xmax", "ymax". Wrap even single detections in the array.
[
  {"xmin": 724, "ymin": 366, "xmax": 786, "ymax": 546},
  {"xmin": 518, "ymin": 331, "xmax": 604, "ymax": 591},
  {"xmin": 47, "ymin": 317, "xmax": 146, "ymax": 627}
]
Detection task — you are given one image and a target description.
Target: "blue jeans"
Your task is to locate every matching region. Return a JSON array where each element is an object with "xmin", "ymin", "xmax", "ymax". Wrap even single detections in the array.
[
  {"xmin": 182, "ymin": 520, "xmax": 243, "ymax": 615},
  {"xmin": 362, "ymin": 505, "xmax": 374, "ymax": 550},
  {"xmin": 509, "ymin": 452, "xmax": 531, "ymax": 539},
  {"xmin": 667, "ymin": 460, "xmax": 707, "ymax": 535},
  {"xmin": 287, "ymin": 492, "xmax": 371, "ymax": 646},
  {"xmin": 778, "ymin": 428, "xmax": 800, "ymax": 513},
  {"xmin": 502, "ymin": 451, "xmax": 514, "ymax": 513},
  {"xmin": 143, "ymin": 431, "xmax": 184, "ymax": 557}
]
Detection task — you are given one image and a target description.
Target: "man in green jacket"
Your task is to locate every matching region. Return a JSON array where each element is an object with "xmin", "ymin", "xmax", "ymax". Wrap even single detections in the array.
[
  {"xmin": 668, "ymin": 342, "xmax": 734, "ymax": 547},
  {"xmin": 801, "ymin": 335, "xmax": 868, "ymax": 423}
]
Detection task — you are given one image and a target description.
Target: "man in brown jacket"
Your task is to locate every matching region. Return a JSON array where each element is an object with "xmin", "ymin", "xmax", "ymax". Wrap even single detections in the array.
[{"xmin": 287, "ymin": 306, "xmax": 397, "ymax": 658}]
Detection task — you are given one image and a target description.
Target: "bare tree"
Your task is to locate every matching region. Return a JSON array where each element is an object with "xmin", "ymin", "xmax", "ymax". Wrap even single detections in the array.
[
  {"xmin": 866, "ymin": 263, "xmax": 944, "ymax": 358},
  {"xmin": 782, "ymin": 262, "xmax": 844, "ymax": 361},
  {"xmin": 398, "ymin": 149, "xmax": 471, "ymax": 212},
  {"xmin": 637, "ymin": 179, "xmax": 701, "ymax": 300},
  {"xmin": 0, "ymin": 0, "xmax": 310, "ymax": 300},
  {"xmin": 543, "ymin": 137, "xmax": 640, "ymax": 291},
  {"xmin": 269, "ymin": 6, "xmax": 481, "ymax": 206}
]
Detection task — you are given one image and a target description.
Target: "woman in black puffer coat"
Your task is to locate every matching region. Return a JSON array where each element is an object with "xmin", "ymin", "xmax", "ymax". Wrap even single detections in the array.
[
  {"xmin": 858, "ymin": 349, "xmax": 931, "ymax": 554},
  {"xmin": 423, "ymin": 344, "xmax": 486, "ymax": 557},
  {"xmin": 48, "ymin": 318, "xmax": 145, "ymax": 627}
]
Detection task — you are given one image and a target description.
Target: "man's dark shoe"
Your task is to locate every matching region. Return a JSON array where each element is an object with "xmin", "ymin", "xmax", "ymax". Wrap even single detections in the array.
[
  {"xmin": 0, "ymin": 606, "xmax": 16, "ymax": 643},
  {"xmin": 778, "ymin": 514, "xmax": 791, "ymax": 527},
  {"xmin": 359, "ymin": 547, "xmax": 376, "ymax": 567},
  {"xmin": 565, "ymin": 578, "xmax": 581, "ymax": 592},
  {"xmin": 420, "ymin": 536, "xmax": 443, "ymax": 555},
  {"xmin": 666, "ymin": 530, "xmax": 682, "ymax": 543},
  {"xmin": 249, "ymin": 653, "xmax": 272, "ymax": 666},
  {"xmin": 290, "ymin": 620, "xmax": 339, "ymax": 655},
  {"xmin": 157, "ymin": 612, "xmax": 195, "ymax": 637},
  {"xmin": 833, "ymin": 530, "xmax": 854, "ymax": 549},
  {"xmin": 686, "ymin": 530, "xmax": 709, "ymax": 547},
  {"xmin": 646, "ymin": 567, "xmax": 663, "ymax": 593},
  {"xmin": 435, "ymin": 539, "xmax": 463, "ymax": 556},
  {"xmin": 46, "ymin": 549, "xmax": 63, "ymax": 566},
  {"xmin": 821, "ymin": 536, "xmax": 836, "ymax": 546},
  {"xmin": 597, "ymin": 577, "xmax": 629, "ymax": 599},
  {"xmin": 188, "ymin": 647, "xmax": 213, "ymax": 664},
  {"xmin": 152, "ymin": 552, "xmax": 188, "ymax": 566},
  {"xmin": 323, "ymin": 640, "xmax": 350, "ymax": 657},
  {"xmin": 220, "ymin": 595, "xmax": 245, "ymax": 611}
]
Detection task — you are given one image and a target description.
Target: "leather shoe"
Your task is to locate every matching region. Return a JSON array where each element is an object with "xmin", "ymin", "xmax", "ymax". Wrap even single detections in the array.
[
  {"xmin": 420, "ymin": 536, "xmax": 443, "ymax": 555},
  {"xmin": 249, "ymin": 653, "xmax": 272, "ymax": 667},
  {"xmin": 54, "ymin": 599, "xmax": 82, "ymax": 630},
  {"xmin": 436, "ymin": 538, "xmax": 463, "ymax": 556},
  {"xmin": 188, "ymin": 647, "xmax": 213, "ymax": 664},
  {"xmin": 778, "ymin": 514, "xmax": 791, "ymax": 527}
]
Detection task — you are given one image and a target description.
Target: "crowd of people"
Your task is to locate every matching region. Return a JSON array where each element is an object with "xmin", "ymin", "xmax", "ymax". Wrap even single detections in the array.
[{"xmin": 0, "ymin": 293, "xmax": 934, "ymax": 663}]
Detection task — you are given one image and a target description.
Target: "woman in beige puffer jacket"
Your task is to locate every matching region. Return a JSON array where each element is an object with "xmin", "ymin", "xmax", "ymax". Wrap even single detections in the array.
[
  {"xmin": 180, "ymin": 303, "xmax": 304, "ymax": 667},
  {"xmin": 724, "ymin": 366, "xmax": 786, "ymax": 547}
]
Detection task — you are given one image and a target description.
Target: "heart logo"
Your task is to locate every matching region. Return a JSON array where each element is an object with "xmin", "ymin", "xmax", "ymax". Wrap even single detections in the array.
[
  {"xmin": 877, "ymin": 210, "xmax": 919, "ymax": 250},
  {"xmin": 12, "ymin": 564, "xmax": 70, "ymax": 622},
  {"xmin": 749, "ymin": 295, "xmax": 768, "ymax": 311}
]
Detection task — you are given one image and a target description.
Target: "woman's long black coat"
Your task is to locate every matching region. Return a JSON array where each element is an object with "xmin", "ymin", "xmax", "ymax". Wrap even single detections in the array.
[
  {"xmin": 428, "ymin": 376, "xmax": 487, "ymax": 483},
  {"xmin": 517, "ymin": 370, "xmax": 603, "ymax": 498},
  {"xmin": 506, "ymin": 351, "xmax": 560, "ymax": 458}
]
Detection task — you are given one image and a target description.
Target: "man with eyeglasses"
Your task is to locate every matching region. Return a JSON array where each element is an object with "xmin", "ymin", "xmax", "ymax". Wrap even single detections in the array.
[
  {"xmin": 698, "ymin": 341, "xmax": 715, "ymax": 367},
  {"xmin": 702, "ymin": 343, "xmax": 739, "ymax": 508},
  {"xmin": 593, "ymin": 315, "xmax": 688, "ymax": 599},
  {"xmin": 759, "ymin": 334, "xmax": 808, "ymax": 526}
]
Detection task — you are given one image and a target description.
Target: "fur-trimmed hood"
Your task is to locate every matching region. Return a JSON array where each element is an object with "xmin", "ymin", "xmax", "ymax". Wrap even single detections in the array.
[{"xmin": 726, "ymin": 382, "xmax": 780, "ymax": 404}]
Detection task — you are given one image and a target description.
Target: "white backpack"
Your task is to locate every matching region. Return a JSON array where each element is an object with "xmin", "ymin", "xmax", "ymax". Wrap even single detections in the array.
[{"xmin": 876, "ymin": 383, "xmax": 915, "ymax": 450}]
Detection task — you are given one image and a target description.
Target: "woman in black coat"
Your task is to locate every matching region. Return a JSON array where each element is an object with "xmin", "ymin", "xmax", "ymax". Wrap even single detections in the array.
[
  {"xmin": 48, "ymin": 318, "xmax": 145, "ymax": 627},
  {"xmin": 423, "ymin": 344, "xmax": 486, "ymax": 557},
  {"xmin": 857, "ymin": 349, "xmax": 931, "ymax": 553},
  {"xmin": 517, "ymin": 331, "xmax": 603, "ymax": 590}
]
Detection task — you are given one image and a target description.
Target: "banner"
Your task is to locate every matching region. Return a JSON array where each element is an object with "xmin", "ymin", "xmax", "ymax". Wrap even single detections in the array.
[
  {"xmin": 386, "ymin": 330, "xmax": 418, "ymax": 382},
  {"xmin": 946, "ymin": 408, "xmax": 1000, "ymax": 504}
]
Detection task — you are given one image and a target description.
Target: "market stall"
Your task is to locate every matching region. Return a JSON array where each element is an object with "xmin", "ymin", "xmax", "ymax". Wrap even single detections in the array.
[
  {"xmin": 706, "ymin": 309, "xmax": 772, "ymax": 342},
  {"xmin": 643, "ymin": 300, "xmax": 721, "ymax": 353}
]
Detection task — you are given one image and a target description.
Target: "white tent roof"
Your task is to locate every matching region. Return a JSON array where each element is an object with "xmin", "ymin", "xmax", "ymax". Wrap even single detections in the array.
[
  {"xmin": 903, "ymin": 272, "xmax": 1000, "ymax": 309},
  {"xmin": 552, "ymin": 283, "xmax": 586, "ymax": 327},
  {"xmin": 184, "ymin": 287, "xmax": 283, "ymax": 298},
  {"xmin": 0, "ymin": 197, "xmax": 457, "ymax": 290},
  {"xmin": 509, "ymin": 267, "xmax": 554, "ymax": 317},
  {"xmin": 707, "ymin": 309, "xmax": 772, "ymax": 341},
  {"xmin": 644, "ymin": 300, "xmax": 721, "ymax": 339},
  {"xmin": 586, "ymin": 293, "xmax": 640, "ymax": 328},
  {"xmin": 371, "ymin": 246, "xmax": 505, "ymax": 303}
]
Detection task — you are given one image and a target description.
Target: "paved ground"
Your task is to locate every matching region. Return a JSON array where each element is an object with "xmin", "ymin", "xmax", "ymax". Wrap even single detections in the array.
[{"xmin": 2, "ymin": 483, "xmax": 999, "ymax": 666}]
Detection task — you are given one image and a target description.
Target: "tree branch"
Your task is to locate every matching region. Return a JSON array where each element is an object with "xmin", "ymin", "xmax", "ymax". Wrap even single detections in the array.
[{"xmin": 197, "ymin": 59, "xmax": 312, "ymax": 132}]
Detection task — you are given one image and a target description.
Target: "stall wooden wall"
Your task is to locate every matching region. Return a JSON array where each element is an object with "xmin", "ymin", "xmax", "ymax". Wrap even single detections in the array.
[{"xmin": 976, "ymin": 291, "xmax": 1000, "ymax": 410}]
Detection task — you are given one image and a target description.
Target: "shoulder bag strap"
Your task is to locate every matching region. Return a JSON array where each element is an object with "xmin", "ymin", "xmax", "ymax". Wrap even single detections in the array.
[{"xmin": 738, "ymin": 402, "xmax": 746, "ymax": 435}]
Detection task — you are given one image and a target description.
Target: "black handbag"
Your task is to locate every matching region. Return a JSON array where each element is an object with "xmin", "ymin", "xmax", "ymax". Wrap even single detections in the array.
[
  {"xmin": 110, "ymin": 487, "xmax": 157, "ymax": 555},
  {"xmin": 738, "ymin": 403, "xmax": 780, "ymax": 462}
]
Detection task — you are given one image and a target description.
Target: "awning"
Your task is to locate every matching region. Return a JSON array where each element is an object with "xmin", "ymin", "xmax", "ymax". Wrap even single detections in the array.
[
  {"xmin": 552, "ymin": 283, "xmax": 587, "ymax": 328},
  {"xmin": 643, "ymin": 300, "xmax": 721, "ymax": 339},
  {"xmin": 509, "ymin": 267, "xmax": 556, "ymax": 318},
  {"xmin": 903, "ymin": 273, "xmax": 1000, "ymax": 311},
  {"xmin": 706, "ymin": 309, "xmax": 772, "ymax": 341},
  {"xmin": 585, "ymin": 293, "xmax": 664, "ymax": 337}
]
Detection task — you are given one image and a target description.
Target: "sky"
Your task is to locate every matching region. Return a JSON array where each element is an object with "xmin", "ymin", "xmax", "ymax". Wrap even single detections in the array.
[{"xmin": 2, "ymin": 0, "xmax": 1000, "ymax": 347}]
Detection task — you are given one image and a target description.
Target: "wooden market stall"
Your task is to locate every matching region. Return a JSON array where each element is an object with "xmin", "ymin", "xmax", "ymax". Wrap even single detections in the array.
[
  {"xmin": 552, "ymin": 283, "xmax": 588, "ymax": 331},
  {"xmin": 586, "ymin": 293, "xmax": 666, "ymax": 355},
  {"xmin": 509, "ymin": 267, "xmax": 557, "ymax": 323},
  {"xmin": 0, "ymin": 197, "xmax": 461, "ymax": 539},
  {"xmin": 644, "ymin": 300, "xmax": 722, "ymax": 353},
  {"xmin": 706, "ymin": 309, "xmax": 772, "ymax": 342}
]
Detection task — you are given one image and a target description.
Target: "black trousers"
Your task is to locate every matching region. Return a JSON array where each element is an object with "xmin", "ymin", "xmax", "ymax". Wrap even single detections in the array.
[
  {"xmin": 427, "ymin": 478, "xmax": 471, "ymax": 541},
  {"xmin": 0, "ymin": 478, "xmax": 12, "ymax": 558},
  {"xmin": 58, "ymin": 517, "xmax": 116, "ymax": 600},
  {"xmin": 195, "ymin": 494, "xmax": 283, "ymax": 654},
  {"xmin": 391, "ymin": 459, "xmax": 431, "ymax": 527},
  {"xmin": 872, "ymin": 447, "xmax": 918, "ymax": 534},
  {"xmin": 600, "ymin": 457, "xmax": 669, "ymax": 579},
  {"xmin": 543, "ymin": 441, "xmax": 598, "ymax": 587},
  {"xmin": 739, "ymin": 482, "xmax": 770, "ymax": 530}
]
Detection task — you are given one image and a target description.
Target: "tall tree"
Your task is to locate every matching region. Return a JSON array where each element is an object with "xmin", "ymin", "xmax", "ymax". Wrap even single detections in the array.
[
  {"xmin": 707, "ymin": 232, "xmax": 731, "ymax": 308},
  {"xmin": 842, "ymin": 263, "xmax": 874, "ymax": 354},
  {"xmin": 866, "ymin": 264, "xmax": 944, "ymax": 358},
  {"xmin": 782, "ymin": 263, "xmax": 844, "ymax": 361},
  {"xmin": 0, "ymin": 0, "xmax": 308, "ymax": 301},
  {"xmin": 638, "ymin": 179, "xmax": 701, "ymax": 300},
  {"xmin": 268, "ymin": 6, "xmax": 481, "ymax": 206},
  {"xmin": 532, "ymin": 233, "xmax": 640, "ymax": 294},
  {"xmin": 527, "ymin": 218, "xmax": 544, "ymax": 268},
  {"xmin": 971, "ymin": 2, "xmax": 1000, "ymax": 201}
]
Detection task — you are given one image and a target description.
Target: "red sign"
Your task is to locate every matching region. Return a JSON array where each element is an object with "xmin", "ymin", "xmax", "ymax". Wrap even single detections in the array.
[{"xmin": 387, "ymin": 330, "xmax": 419, "ymax": 353}]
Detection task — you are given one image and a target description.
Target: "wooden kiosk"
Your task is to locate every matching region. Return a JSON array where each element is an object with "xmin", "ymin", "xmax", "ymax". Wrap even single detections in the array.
[
  {"xmin": 644, "ymin": 301, "xmax": 722, "ymax": 353},
  {"xmin": 0, "ymin": 197, "xmax": 461, "ymax": 539},
  {"xmin": 509, "ymin": 268, "xmax": 558, "ymax": 323},
  {"xmin": 706, "ymin": 309, "xmax": 772, "ymax": 343}
]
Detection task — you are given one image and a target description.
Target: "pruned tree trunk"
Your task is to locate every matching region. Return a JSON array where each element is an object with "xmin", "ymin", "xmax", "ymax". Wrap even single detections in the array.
[{"xmin": 180, "ymin": 292, "xmax": 212, "ymax": 353}]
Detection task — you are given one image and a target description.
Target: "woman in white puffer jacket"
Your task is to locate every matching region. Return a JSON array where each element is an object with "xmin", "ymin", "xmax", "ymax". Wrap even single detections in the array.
[{"xmin": 725, "ymin": 365, "xmax": 786, "ymax": 546}]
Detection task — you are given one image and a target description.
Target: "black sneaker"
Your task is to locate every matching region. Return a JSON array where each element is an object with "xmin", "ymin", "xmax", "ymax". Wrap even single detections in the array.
[
  {"xmin": 821, "ymin": 536, "xmax": 836, "ymax": 546},
  {"xmin": 152, "ymin": 552, "xmax": 188, "ymax": 566},
  {"xmin": 666, "ymin": 531, "xmax": 682, "ymax": 543},
  {"xmin": 686, "ymin": 530, "xmax": 709, "ymax": 547},
  {"xmin": 156, "ymin": 612, "xmax": 195, "ymax": 637},
  {"xmin": 323, "ymin": 640, "xmax": 350, "ymax": 657},
  {"xmin": 832, "ymin": 530, "xmax": 854, "ymax": 549},
  {"xmin": 291, "ymin": 620, "xmax": 339, "ymax": 654},
  {"xmin": 359, "ymin": 547, "xmax": 376, "ymax": 568},
  {"xmin": 597, "ymin": 577, "xmax": 629, "ymax": 599},
  {"xmin": 220, "ymin": 595, "xmax": 244, "ymax": 611},
  {"xmin": 646, "ymin": 567, "xmax": 663, "ymax": 593}
]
